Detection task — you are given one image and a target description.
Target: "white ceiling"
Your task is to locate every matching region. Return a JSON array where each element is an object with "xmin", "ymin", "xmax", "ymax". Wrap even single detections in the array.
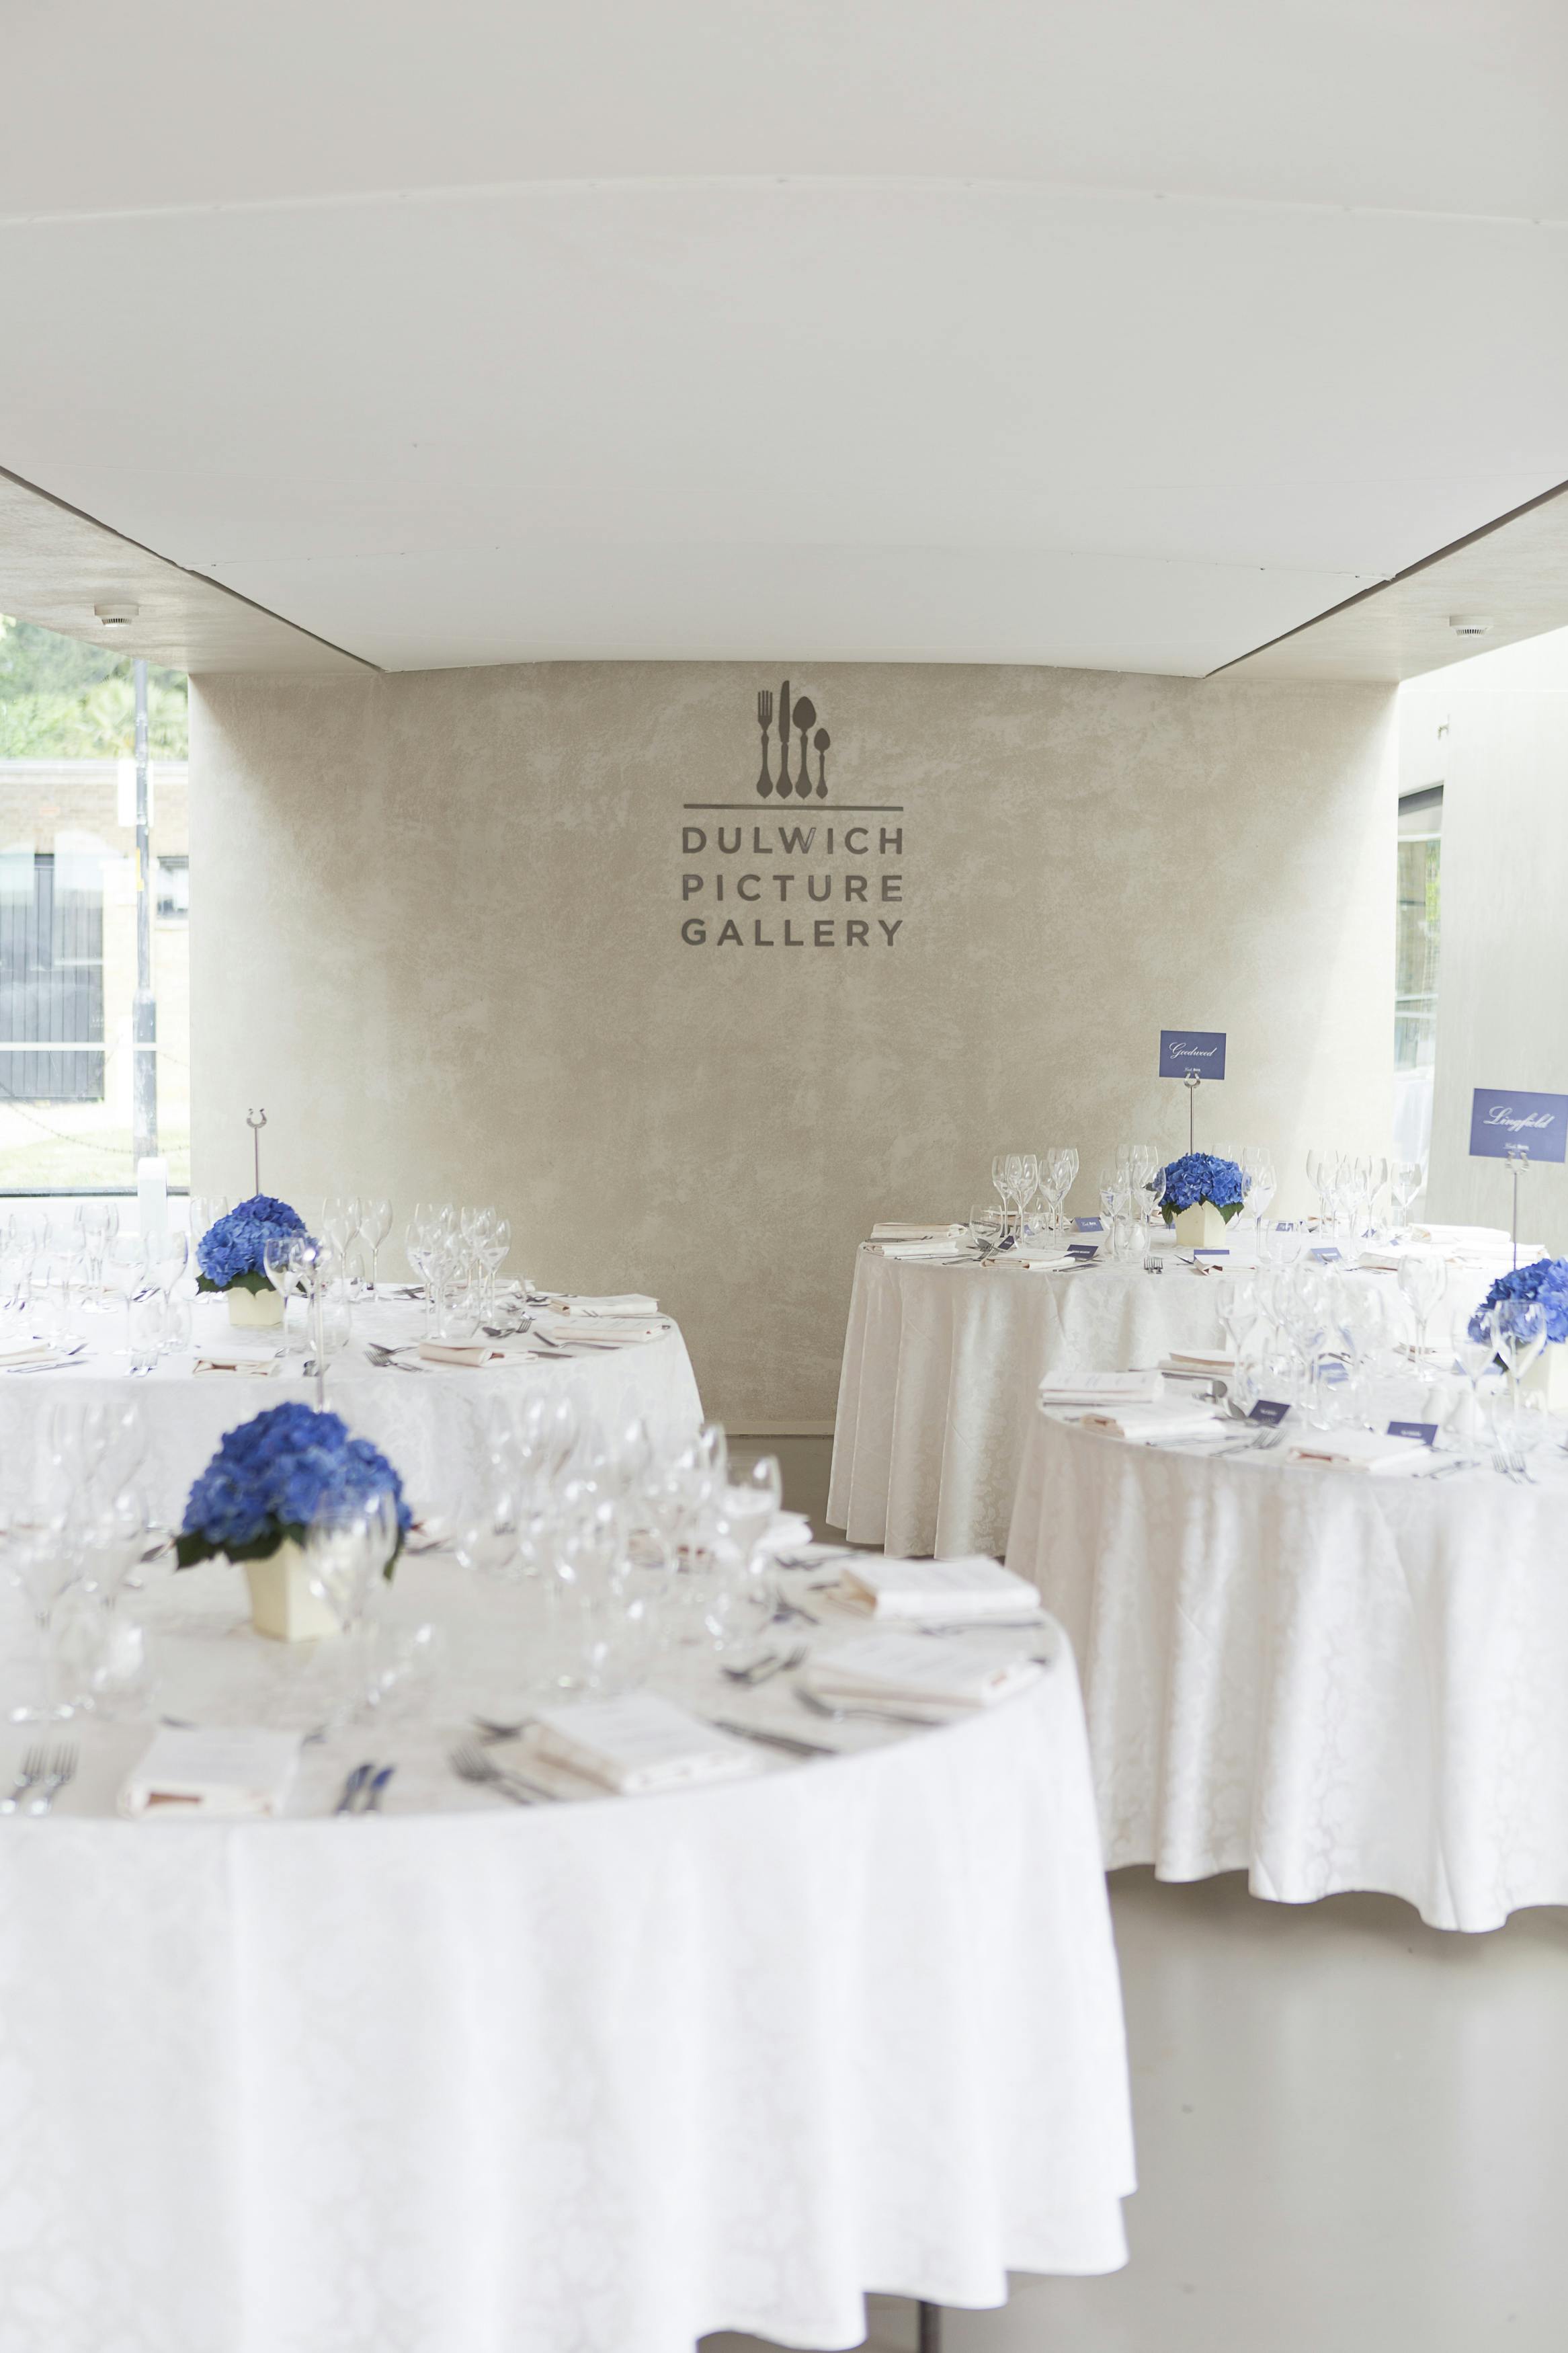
[{"xmin": 3, "ymin": 1, "xmax": 1568, "ymax": 676}]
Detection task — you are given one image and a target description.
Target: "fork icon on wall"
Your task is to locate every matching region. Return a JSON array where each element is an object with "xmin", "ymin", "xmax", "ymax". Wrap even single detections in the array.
[{"xmin": 755, "ymin": 680, "xmax": 830, "ymax": 798}]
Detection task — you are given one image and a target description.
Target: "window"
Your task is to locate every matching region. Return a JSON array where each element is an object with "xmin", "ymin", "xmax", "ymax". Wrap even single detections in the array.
[
  {"xmin": 157, "ymin": 854, "xmax": 189, "ymax": 921},
  {"xmin": 1394, "ymin": 785, "xmax": 1441, "ymax": 1164}
]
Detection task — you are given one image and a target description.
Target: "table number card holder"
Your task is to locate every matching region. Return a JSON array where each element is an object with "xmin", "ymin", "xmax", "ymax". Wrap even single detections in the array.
[
  {"xmin": 1468, "ymin": 1087, "xmax": 1568, "ymax": 1267},
  {"xmin": 246, "ymin": 1107, "xmax": 267, "ymax": 1196},
  {"xmin": 1158, "ymin": 1030, "xmax": 1227, "ymax": 1154}
]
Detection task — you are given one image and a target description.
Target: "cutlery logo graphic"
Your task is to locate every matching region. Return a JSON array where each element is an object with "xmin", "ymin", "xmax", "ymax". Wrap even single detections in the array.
[{"xmin": 754, "ymin": 680, "xmax": 830, "ymax": 798}]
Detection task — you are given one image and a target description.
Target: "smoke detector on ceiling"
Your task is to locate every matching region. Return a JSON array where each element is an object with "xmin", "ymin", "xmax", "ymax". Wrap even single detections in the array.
[
  {"xmin": 93, "ymin": 601, "xmax": 139, "ymax": 627},
  {"xmin": 1448, "ymin": 614, "xmax": 1493, "ymax": 637}
]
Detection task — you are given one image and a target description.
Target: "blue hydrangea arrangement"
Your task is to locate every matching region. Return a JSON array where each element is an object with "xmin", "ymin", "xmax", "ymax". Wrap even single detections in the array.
[
  {"xmin": 195, "ymin": 1193, "xmax": 307, "ymax": 1295},
  {"xmin": 1468, "ymin": 1257, "xmax": 1568, "ymax": 1347},
  {"xmin": 1153, "ymin": 1152, "xmax": 1247, "ymax": 1224},
  {"xmin": 175, "ymin": 1402, "xmax": 413, "ymax": 1570}
]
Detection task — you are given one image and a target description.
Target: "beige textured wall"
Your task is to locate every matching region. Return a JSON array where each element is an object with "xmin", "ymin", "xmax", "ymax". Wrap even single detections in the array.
[
  {"xmin": 190, "ymin": 663, "xmax": 1397, "ymax": 1427},
  {"xmin": 1407, "ymin": 629, "xmax": 1568, "ymax": 1254}
]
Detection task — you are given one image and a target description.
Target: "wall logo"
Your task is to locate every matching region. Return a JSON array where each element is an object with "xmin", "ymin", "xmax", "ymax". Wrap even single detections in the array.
[
  {"xmin": 755, "ymin": 678, "xmax": 828, "ymax": 798},
  {"xmin": 678, "ymin": 682, "xmax": 905, "ymax": 949}
]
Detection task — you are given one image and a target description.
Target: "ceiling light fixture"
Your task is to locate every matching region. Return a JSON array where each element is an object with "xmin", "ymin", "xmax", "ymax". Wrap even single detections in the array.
[
  {"xmin": 93, "ymin": 601, "xmax": 139, "ymax": 627},
  {"xmin": 1448, "ymin": 614, "xmax": 1493, "ymax": 637}
]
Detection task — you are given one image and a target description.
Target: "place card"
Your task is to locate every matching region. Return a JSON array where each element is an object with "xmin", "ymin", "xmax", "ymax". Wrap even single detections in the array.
[
  {"xmin": 1158, "ymin": 1027, "xmax": 1227, "ymax": 1080},
  {"xmin": 1073, "ymin": 1216, "xmax": 1104, "ymax": 1232},
  {"xmin": 1469, "ymin": 1088, "xmax": 1568, "ymax": 1162},
  {"xmin": 1310, "ymin": 1245, "xmax": 1342, "ymax": 1263},
  {"xmin": 1388, "ymin": 1419, "xmax": 1438, "ymax": 1446},
  {"xmin": 1247, "ymin": 1399, "xmax": 1291, "ymax": 1426},
  {"xmin": 1192, "ymin": 1246, "xmax": 1229, "ymax": 1261},
  {"xmin": 1067, "ymin": 1242, "xmax": 1100, "ymax": 1261},
  {"xmin": 121, "ymin": 1726, "xmax": 302, "ymax": 1818}
]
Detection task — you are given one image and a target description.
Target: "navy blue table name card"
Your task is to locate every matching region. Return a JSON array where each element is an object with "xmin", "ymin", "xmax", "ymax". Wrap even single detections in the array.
[
  {"xmin": 1192, "ymin": 1246, "xmax": 1229, "ymax": 1260},
  {"xmin": 1073, "ymin": 1216, "xmax": 1104, "ymax": 1232},
  {"xmin": 1468, "ymin": 1087, "xmax": 1568, "ymax": 1163},
  {"xmin": 1310, "ymin": 1245, "xmax": 1342, "ymax": 1263},
  {"xmin": 1159, "ymin": 1028, "xmax": 1227, "ymax": 1080},
  {"xmin": 1388, "ymin": 1419, "xmax": 1438, "ymax": 1447},
  {"xmin": 1247, "ymin": 1399, "xmax": 1291, "ymax": 1425},
  {"xmin": 1066, "ymin": 1241, "xmax": 1100, "ymax": 1261}
]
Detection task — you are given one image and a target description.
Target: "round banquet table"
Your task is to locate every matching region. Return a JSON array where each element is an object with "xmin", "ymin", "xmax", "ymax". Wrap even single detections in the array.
[
  {"xmin": 0, "ymin": 1556, "xmax": 1134, "ymax": 2353},
  {"xmin": 1005, "ymin": 1404, "xmax": 1568, "ymax": 1932},
  {"xmin": 0, "ymin": 1293, "xmax": 704, "ymax": 1526},
  {"xmin": 827, "ymin": 1237, "xmax": 1231, "ymax": 1556}
]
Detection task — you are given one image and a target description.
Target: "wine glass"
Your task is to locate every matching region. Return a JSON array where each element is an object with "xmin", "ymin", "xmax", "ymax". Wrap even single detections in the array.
[
  {"xmin": 1491, "ymin": 1298, "xmax": 1547, "ymax": 1396},
  {"xmin": 5, "ymin": 1523, "xmax": 85, "ymax": 1721},
  {"xmin": 1387, "ymin": 1159, "xmax": 1424, "ymax": 1242},
  {"xmin": 360, "ymin": 1198, "xmax": 393, "ymax": 1298},
  {"xmin": 101, "ymin": 1235, "xmax": 149, "ymax": 1360},
  {"xmin": 969, "ymin": 1200, "xmax": 1005, "ymax": 1253},
  {"xmin": 477, "ymin": 1217, "xmax": 510, "ymax": 1318},
  {"xmin": 1398, "ymin": 1252, "xmax": 1447, "ymax": 1357}
]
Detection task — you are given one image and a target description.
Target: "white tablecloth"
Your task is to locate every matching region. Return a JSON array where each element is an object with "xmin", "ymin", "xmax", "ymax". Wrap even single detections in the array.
[
  {"xmin": 0, "ymin": 1559, "xmax": 1133, "ymax": 2352},
  {"xmin": 1005, "ymin": 1406, "xmax": 1568, "ymax": 1931},
  {"xmin": 827, "ymin": 1241, "xmax": 1229, "ymax": 1555},
  {"xmin": 0, "ymin": 1295, "xmax": 704, "ymax": 1527}
]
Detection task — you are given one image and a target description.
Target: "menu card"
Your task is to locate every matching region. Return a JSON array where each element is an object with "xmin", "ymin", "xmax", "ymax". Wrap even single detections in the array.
[
  {"xmin": 122, "ymin": 1726, "xmax": 302, "ymax": 1818},
  {"xmin": 807, "ymin": 1633, "xmax": 1043, "ymax": 1712},
  {"xmin": 530, "ymin": 1694, "xmax": 762, "ymax": 1795},
  {"xmin": 839, "ymin": 1556, "xmax": 1042, "ymax": 1622}
]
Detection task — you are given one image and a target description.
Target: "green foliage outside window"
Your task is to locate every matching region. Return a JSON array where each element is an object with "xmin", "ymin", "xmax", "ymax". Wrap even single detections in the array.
[{"xmin": 0, "ymin": 615, "xmax": 188, "ymax": 759}]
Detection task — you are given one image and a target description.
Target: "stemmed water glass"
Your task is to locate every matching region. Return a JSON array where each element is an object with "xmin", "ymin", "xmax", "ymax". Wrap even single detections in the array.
[
  {"xmin": 1397, "ymin": 1252, "xmax": 1447, "ymax": 1358},
  {"xmin": 1387, "ymin": 1160, "xmax": 1424, "ymax": 1242},
  {"xmin": 146, "ymin": 1228, "xmax": 188, "ymax": 1352},
  {"xmin": 102, "ymin": 1234, "xmax": 150, "ymax": 1360},
  {"xmin": 968, "ymin": 1201, "xmax": 1005, "ymax": 1254},
  {"xmin": 360, "ymin": 1199, "xmax": 393, "ymax": 1298}
]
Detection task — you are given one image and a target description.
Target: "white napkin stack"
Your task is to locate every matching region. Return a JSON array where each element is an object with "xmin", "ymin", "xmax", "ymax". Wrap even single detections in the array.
[
  {"xmin": 1079, "ymin": 1400, "xmax": 1223, "ymax": 1444},
  {"xmin": 545, "ymin": 1293, "xmax": 659, "ymax": 1317},
  {"xmin": 839, "ymin": 1554, "xmax": 1042, "ymax": 1622},
  {"xmin": 1286, "ymin": 1429, "xmax": 1432, "ymax": 1475},
  {"xmin": 1161, "ymin": 1349, "xmax": 1236, "ymax": 1375},
  {"xmin": 194, "ymin": 1346, "xmax": 280, "ymax": 1377},
  {"xmin": 806, "ymin": 1632, "xmax": 1043, "ymax": 1715},
  {"xmin": 122, "ymin": 1726, "xmax": 302, "ymax": 1818},
  {"xmin": 527, "ymin": 1694, "xmax": 762, "ymax": 1795},
  {"xmin": 757, "ymin": 1511, "xmax": 815, "ymax": 1558},
  {"xmin": 417, "ymin": 1339, "xmax": 507, "ymax": 1368},
  {"xmin": 1040, "ymin": 1369, "xmax": 1163, "ymax": 1409}
]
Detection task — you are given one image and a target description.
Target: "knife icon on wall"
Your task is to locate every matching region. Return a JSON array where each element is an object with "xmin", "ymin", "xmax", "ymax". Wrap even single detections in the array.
[{"xmin": 778, "ymin": 679, "xmax": 792, "ymax": 793}]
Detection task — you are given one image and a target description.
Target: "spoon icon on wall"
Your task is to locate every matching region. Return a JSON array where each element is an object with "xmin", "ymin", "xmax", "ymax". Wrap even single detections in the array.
[
  {"xmin": 791, "ymin": 697, "xmax": 817, "ymax": 798},
  {"xmin": 813, "ymin": 727, "xmax": 830, "ymax": 797}
]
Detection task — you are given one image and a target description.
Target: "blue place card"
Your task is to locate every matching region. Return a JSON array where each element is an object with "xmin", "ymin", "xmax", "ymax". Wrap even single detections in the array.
[
  {"xmin": 1469, "ymin": 1087, "xmax": 1568, "ymax": 1163},
  {"xmin": 1159, "ymin": 1028, "xmax": 1227, "ymax": 1080},
  {"xmin": 1066, "ymin": 1242, "xmax": 1100, "ymax": 1261},
  {"xmin": 1192, "ymin": 1246, "xmax": 1229, "ymax": 1260},
  {"xmin": 1388, "ymin": 1419, "xmax": 1437, "ymax": 1447},
  {"xmin": 1247, "ymin": 1398, "xmax": 1291, "ymax": 1425},
  {"xmin": 1310, "ymin": 1245, "xmax": 1342, "ymax": 1263},
  {"xmin": 1073, "ymin": 1216, "xmax": 1104, "ymax": 1232}
]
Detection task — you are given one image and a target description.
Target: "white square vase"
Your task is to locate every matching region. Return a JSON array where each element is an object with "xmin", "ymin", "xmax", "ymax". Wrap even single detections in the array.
[
  {"xmin": 228, "ymin": 1285, "xmax": 284, "ymax": 1329},
  {"xmin": 238, "ymin": 1540, "xmax": 337, "ymax": 1642},
  {"xmin": 1523, "ymin": 1341, "xmax": 1568, "ymax": 1412},
  {"xmin": 1169, "ymin": 1203, "xmax": 1231, "ymax": 1250}
]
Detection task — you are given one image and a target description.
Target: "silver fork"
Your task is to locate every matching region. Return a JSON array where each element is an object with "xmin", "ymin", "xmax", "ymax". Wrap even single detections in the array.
[
  {"xmin": 0, "ymin": 1745, "xmax": 48, "ymax": 1816},
  {"xmin": 795, "ymin": 1685, "xmax": 942, "ymax": 1730},
  {"xmin": 26, "ymin": 1745, "xmax": 77, "ymax": 1816},
  {"xmin": 450, "ymin": 1743, "xmax": 556, "ymax": 1804}
]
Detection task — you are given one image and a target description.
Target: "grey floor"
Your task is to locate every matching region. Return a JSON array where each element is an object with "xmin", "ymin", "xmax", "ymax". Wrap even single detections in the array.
[{"xmin": 705, "ymin": 1863, "xmax": 1568, "ymax": 2353}]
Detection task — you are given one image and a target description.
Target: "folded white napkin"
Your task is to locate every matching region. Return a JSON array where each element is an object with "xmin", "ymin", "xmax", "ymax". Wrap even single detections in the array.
[
  {"xmin": 839, "ymin": 1554, "xmax": 1042, "ymax": 1622},
  {"xmin": 1286, "ymin": 1429, "xmax": 1432, "ymax": 1475},
  {"xmin": 416, "ymin": 1339, "xmax": 508, "ymax": 1367},
  {"xmin": 757, "ymin": 1511, "xmax": 815, "ymax": 1557},
  {"xmin": 121, "ymin": 1726, "xmax": 302, "ymax": 1818},
  {"xmin": 0, "ymin": 1341, "xmax": 60, "ymax": 1369},
  {"xmin": 807, "ymin": 1632, "xmax": 1043, "ymax": 1714},
  {"xmin": 528, "ymin": 1693, "xmax": 762, "ymax": 1795},
  {"xmin": 870, "ymin": 1222, "xmax": 966, "ymax": 1242},
  {"xmin": 990, "ymin": 1249, "xmax": 1077, "ymax": 1272},
  {"xmin": 868, "ymin": 1236, "xmax": 973, "ymax": 1259},
  {"xmin": 1162, "ymin": 1349, "xmax": 1237, "ymax": 1374},
  {"xmin": 194, "ymin": 1348, "xmax": 280, "ymax": 1377},
  {"xmin": 1041, "ymin": 1369, "xmax": 1163, "ymax": 1408},
  {"xmin": 545, "ymin": 1293, "xmax": 659, "ymax": 1317},
  {"xmin": 1411, "ymin": 1224, "xmax": 1509, "ymax": 1247},
  {"xmin": 1079, "ymin": 1400, "xmax": 1224, "ymax": 1444}
]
